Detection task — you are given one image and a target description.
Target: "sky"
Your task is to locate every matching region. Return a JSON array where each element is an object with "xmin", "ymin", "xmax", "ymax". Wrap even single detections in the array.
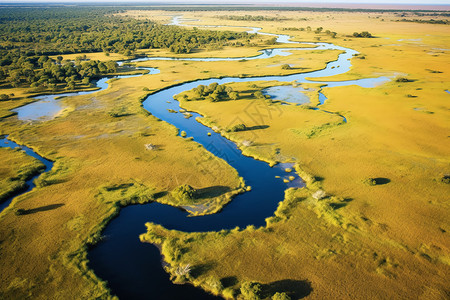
[{"xmin": 0, "ymin": 0, "xmax": 449, "ymax": 4}]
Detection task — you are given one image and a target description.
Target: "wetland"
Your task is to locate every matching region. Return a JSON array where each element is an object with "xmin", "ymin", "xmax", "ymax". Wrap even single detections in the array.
[{"xmin": 0, "ymin": 4, "xmax": 449, "ymax": 300}]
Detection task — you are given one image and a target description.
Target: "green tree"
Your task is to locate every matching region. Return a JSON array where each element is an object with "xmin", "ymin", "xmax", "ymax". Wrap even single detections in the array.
[
  {"xmin": 254, "ymin": 90, "xmax": 264, "ymax": 98},
  {"xmin": 229, "ymin": 91, "xmax": 239, "ymax": 100},
  {"xmin": 272, "ymin": 292, "xmax": 291, "ymax": 300},
  {"xmin": 171, "ymin": 184, "xmax": 196, "ymax": 202},
  {"xmin": 240, "ymin": 281, "xmax": 262, "ymax": 300}
]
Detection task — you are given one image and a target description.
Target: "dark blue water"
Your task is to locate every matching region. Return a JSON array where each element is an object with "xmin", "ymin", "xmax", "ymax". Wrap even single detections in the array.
[{"xmin": 0, "ymin": 136, "xmax": 53, "ymax": 212}]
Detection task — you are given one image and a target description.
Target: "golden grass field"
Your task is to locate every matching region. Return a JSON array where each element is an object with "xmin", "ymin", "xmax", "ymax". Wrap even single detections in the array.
[
  {"xmin": 0, "ymin": 8, "xmax": 449, "ymax": 300},
  {"xmin": 0, "ymin": 147, "xmax": 45, "ymax": 203}
]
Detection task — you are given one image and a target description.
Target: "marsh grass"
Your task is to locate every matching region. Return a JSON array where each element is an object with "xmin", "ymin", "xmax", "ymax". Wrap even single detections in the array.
[
  {"xmin": 291, "ymin": 120, "xmax": 344, "ymax": 139},
  {"xmin": 0, "ymin": 148, "xmax": 46, "ymax": 203}
]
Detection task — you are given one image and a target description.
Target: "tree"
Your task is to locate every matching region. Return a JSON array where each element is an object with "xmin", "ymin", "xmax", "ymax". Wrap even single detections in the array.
[
  {"xmin": 266, "ymin": 37, "xmax": 277, "ymax": 45},
  {"xmin": 210, "ymin": 92, "xmax": 220, "ymax": 102},
  {"xmin": 0, "ymin": 94, "xmax": 10, "ymax": 101},
  {"xmin": 272, "ymin": 292, "xmax": 291, "ymax": 300},
  {"xmin": 229, "ymin": 123, "xmax": 247, "ymax": 132},
  {"xmin": 208, "ymin": 82, "xmax": 218, "ymax": 93},
  {"xmin": 81, "ymin": 77, "xmax": 90, "ymax": 85},
  {"xmin": 105, "ymin": 61, "xmax": 118, "ymax": 73},
  {"xmin": 254, "ymin": 90, "xmax": 264, "ymax": 98},
  {"xmin": 229, "ymin": 91, "xmax": 239, "ymax": 100},
  {"xmin": 353, "ymin": 31, "xmax": 372, "ymax": 38},
  {"xmin": 171, "ymin": 184, "xmax": 196, "ymax": 202},
  {"xmin": 240, "ymin": 281, "xmax": 262, "ymax": 300}
]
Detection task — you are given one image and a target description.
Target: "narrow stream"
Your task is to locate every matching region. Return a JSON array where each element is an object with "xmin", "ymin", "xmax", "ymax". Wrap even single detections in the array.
[
  {"xmin": 0, "ymin": 136, "xmax": 53, "ymax": 212},
  {"xmin": 2, "ymin": 16, "xmax": 390, "ymax": 299}
]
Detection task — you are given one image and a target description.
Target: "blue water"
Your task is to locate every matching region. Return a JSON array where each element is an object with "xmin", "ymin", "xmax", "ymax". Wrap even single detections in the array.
[
  {"xmin": 13, "ymin": 68, "xmax": 159, "ymax": 121},
  {"xmin": 0, "ymin": 136, "xmax": 53, "ymax": 212},
  {"xmin": 2, "ymin": 15, "xmax": 391, "ymax": 300},
  {"xmin": 263, "ymin": 85, "xmax": 310, "ymax": 104}
]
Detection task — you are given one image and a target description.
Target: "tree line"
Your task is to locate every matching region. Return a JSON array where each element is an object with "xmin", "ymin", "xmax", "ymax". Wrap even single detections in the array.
[
  {"xmin": 0, "ymin": 7, "xmax": 254, "ymax": 92},
  {"xmin": 395, "ymin": 18, "xmax": 449, "ymax": 25},
  {"xmin": 217, "ymin": 15, "xmax": 290, "ymax": 22},
  {"xmin": 0, "ymin": 55, "xmax": 118, "ymax": 92}
]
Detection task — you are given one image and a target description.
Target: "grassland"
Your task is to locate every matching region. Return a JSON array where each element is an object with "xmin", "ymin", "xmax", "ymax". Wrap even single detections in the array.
[
  {"xmin": 0, "ymin": 147, "xmax": 45, "ymax": 204},
  {"xmin": 0, "ymin": 7, "xmax": 449, "ymax": 300},
  {"xmin": 136, "ymin": 9, "xmax": 449, "ymax": 300}
]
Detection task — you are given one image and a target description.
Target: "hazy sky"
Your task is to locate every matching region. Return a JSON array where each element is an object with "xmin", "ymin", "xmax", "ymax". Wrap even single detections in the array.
[{"xmin": 1, "ymin": 0, "xmax": 450, "ymax": 4}]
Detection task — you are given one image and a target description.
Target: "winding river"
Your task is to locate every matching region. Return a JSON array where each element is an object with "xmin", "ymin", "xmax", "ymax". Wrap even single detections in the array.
[{"xmin": 2, "ymin": 16, "xmax": 389, "ymax": 299}]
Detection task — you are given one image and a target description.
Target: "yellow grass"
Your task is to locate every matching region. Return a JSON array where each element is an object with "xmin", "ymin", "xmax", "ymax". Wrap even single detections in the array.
[{"xmin": 0, "ymin": 147, "xmax": 45, "ymax": 203}]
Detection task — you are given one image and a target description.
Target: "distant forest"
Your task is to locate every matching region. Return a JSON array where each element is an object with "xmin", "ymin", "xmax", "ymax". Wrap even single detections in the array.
[{"xmin": 0, "ymin": 7, "xmax": 254, "ymax": 92}]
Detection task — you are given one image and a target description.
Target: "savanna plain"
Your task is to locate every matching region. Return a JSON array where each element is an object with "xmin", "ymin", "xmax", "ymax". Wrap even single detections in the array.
[{"xmin": 0, "ymin": 5, "xmax": 449, "ymax": 300}]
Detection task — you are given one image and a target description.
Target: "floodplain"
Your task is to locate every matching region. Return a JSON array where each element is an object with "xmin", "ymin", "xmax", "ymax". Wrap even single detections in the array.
[{"xmin": 0, "ymin": 5, "xmax": 449, "ymax": 300}]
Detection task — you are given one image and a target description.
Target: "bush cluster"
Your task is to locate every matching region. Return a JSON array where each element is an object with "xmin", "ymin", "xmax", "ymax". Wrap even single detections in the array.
[
  {"xmin": 352, "ymin": 31, "xmax": 373, "ymax": 38},
  {"xmin": 182, "ymin": 82, "xmax": 239, "ymax": 102},
  {"xmin": 171, "ymin": 184, "xmax": 196, "ymax": 202},
  {"xmin": 0, "ymin": 7, "xmax": 253, "ymax": 90}
]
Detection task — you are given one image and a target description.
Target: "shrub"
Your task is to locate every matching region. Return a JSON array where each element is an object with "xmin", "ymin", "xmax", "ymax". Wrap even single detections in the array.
[
  {"xmin": 0, "ymin": 94, "xmax": 10, "ymax": 101},
  {"xmin": 363, "ymin": 178, "xmax": 377, "ymax": 186},
  {"xmin": 272, "ymin": 292, "xmax": 291, "ymax": 300},
  {"xmin": 205, "ymin": 276, "xmax": 223, "ymax": 294},
  {"xmin": 353, "ymin": 31, "xmax": 372, "ymax": 38},
  {"xmin": 281, "ymin": 64, "xmax": 292, "ymax": 70},
  {"xmin": 15, "ymin": 208, "xmax": 26, "ymax": 216},
  {"xmin": 395, "ymin": 77, "xmax": 412, "ymax": 82},
  {"xmin": 363, "ymin": 177, "xmax": 390, "ymax": 186},
  {"xmin": 253, "ymin": 91, "xmax": 264, "ymax": 98},
  {"xmin": 229, "ymin": 91, "xmax": 239, "ymax": 100},
  {"xmin": 240, "ymin": 281, "xmax": 262, "ymax": 300},
  {"xmin": 440, "ymin": 175, "xmax": 449, "ymax": 184},
  {"xmin": 108, "ymin": 107, "xmax": 130, "ymax": 117},
  {"xmin": 171, "ymin": 184, "xmax": 196, "ymax": 202},
  {"xmin": 229, "ymin": 123, "xmax": 247, "ymax": 132},
  {"xmin": 180, "ymin": 131, "xmax": 187, "ymax": 137}
]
